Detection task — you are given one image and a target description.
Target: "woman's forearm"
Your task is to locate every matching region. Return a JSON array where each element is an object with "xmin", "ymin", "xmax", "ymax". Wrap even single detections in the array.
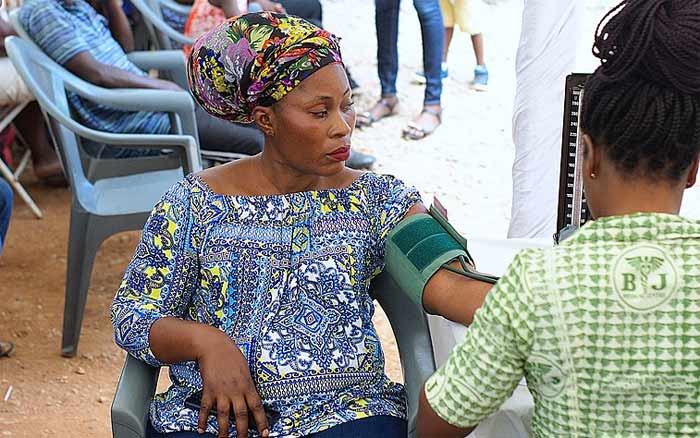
[
  {"xmin": 149, "ymin": 317, "xmax": 229, "ymax": 364},
  {"xmin": 422, "ymin": 261, "xmax": 493, "ymax": 326}
]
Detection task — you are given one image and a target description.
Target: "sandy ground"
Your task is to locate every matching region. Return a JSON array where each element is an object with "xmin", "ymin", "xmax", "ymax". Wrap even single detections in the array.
[{"xmin": 4, "ymin": 0, "xmax": 700, "ymax": 436}]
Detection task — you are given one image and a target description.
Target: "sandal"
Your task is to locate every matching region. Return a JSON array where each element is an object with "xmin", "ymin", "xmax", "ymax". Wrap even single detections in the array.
[
  {"xmin": 402, "ymin": 107, "xmax": 442, "ymax": 140},
  {"xmin": 355, "ymin": 98, "xmax": 398, "ymax": 129},
  {"xmin": 0, "ymin": 341, "xmax": 14, "ymax": 358}
]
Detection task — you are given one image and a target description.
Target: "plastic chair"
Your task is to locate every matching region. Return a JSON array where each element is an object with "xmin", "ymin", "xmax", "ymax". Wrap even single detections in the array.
[
  {"xmin": 5, "ymin": 35, "xmax": 203, "ymax": 357},
  {"xmin": 0, "ymin": 103, "xmax": 43, "ymax": 219},
  {"xmin": 112, "ymin": 272, "xmax": 437, "ymax": 438},
  {"xmin": 130, "ymin": 0, "xmax": 195, "ymax": 51}
]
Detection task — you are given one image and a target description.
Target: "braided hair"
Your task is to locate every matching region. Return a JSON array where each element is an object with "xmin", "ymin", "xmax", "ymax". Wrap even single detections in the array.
[{"xmin": 581, "ymin": 0, "xmax": 700, "ymax": 181}]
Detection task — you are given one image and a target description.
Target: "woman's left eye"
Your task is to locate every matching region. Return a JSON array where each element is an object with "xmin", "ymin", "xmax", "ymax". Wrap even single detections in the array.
[{"xmin": 343, "ymin": 102, "xmax": 355, "ymax": 112}]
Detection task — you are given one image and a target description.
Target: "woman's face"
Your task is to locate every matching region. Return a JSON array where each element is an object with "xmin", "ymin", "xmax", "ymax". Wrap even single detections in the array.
[{"xmin": 257, "ymin": 63, "xmax": 356, "ymax": 177}]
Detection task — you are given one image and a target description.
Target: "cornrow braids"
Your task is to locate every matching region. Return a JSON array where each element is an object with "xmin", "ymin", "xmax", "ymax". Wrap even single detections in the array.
[{"xmin": 581, "ymin": 0, "xmax": 700, "ymax": 181}]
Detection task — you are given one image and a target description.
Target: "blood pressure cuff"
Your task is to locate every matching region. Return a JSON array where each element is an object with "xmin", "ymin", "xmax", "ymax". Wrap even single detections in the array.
[{"xmin": 384, "ymin": 208, "xmax": 473, "ymax": 307}]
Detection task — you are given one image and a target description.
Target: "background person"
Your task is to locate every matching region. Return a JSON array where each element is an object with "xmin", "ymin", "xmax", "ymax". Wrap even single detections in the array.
[
  {"xmin": 413, "ymin": 0, "xmax": 489, "ymax": 91},
  {"xmin": 19, "ymin": 0, "xmax": 264, "ymax": 159},
  {"xmin": 356, "ymin": 0, "xmax": 445, "ymax": 141},
  {"xmin": 508, "ymin": 0, "xmax": 582, "ymax": 238},
  {"xmin": 0, "ymin": 179, "xmax": 12, "ymax": 358}
]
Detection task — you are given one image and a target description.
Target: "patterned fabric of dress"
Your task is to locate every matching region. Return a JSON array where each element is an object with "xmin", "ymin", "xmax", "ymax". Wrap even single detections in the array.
[
  {"xmin": 426, "ymin": 212, "xmax": 700, "ymax": 437},
  {"xmin": 111, "ymin": 172, "xmax": 420, "ymax": 437}
]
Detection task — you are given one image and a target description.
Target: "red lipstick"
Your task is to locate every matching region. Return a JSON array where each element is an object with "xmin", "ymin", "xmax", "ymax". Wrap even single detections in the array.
[{"xmin": 328, "ymin": 146, "xmax": 351, "ymax": 162}]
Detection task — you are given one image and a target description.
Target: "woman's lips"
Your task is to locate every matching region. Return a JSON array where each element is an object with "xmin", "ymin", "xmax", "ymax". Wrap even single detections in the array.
[{"xmin": 328, "ymin": 146, "xmax": 351, "ymax": 161}]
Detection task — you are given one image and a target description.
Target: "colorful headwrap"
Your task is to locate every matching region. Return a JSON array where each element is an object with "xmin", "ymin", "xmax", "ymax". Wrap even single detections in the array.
[{"xmin": 187, "ymin": 12, "xmax": 343, "ymax": 124}]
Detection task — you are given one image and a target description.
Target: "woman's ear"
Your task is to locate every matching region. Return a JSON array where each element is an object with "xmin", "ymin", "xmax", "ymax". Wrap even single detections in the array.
[
  {"xmin": 252, "ymin": 106, "xmax": 275, "ymax": 137},
  {"xmin": 686, "ymin": 154, "xmax": 700, "ymax": 188},
  {"xmin": 582, "ymin": 134, "xmax": 600, "ymax": 179}
]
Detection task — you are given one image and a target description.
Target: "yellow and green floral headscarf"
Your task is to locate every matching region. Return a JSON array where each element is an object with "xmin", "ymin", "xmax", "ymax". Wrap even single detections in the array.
[{"xmin": 187, "ymin": 12, "xmax": 343, "ymax": 124}]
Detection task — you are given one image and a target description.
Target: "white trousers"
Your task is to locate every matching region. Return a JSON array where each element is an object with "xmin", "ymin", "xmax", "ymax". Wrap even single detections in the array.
[{"xmin": 508, "ymin": 0, "xmax": 583, "ymax": 239}]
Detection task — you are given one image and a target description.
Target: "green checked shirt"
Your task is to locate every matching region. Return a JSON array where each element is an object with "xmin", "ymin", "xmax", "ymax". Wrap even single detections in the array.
[{"xmin": 426, "ymin": 213, "xmax": 700, "ymax": 437}]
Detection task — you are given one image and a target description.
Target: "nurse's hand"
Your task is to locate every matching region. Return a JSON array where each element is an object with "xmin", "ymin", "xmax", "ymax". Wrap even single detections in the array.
[{"xmin": 195, "ymin": 330, "xmax": 269, "ymax": 438}]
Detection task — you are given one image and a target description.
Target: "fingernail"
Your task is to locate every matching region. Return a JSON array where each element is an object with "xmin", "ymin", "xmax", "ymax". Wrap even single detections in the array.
[
  {"xmin": 262, "ymin": 429, "xmax": 269, "ymax": 437},
  {"xmin": 197, "ymin": 428, "xmax": 204, "ymax": 434}
]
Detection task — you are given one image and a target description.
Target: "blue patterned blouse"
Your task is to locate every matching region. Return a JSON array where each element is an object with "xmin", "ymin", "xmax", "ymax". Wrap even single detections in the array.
[{"xmin": 111, "ymin": 172, "xmax": 421, "ymax": 437}]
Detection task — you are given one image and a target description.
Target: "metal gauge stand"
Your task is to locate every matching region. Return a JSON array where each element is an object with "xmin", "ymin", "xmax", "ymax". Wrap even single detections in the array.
[{"xmin": 555, "ymin": 73, "xmax": 591, "ymax": 244}]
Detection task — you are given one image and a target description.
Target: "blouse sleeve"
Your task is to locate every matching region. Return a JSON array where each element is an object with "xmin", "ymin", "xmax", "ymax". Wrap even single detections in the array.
[
  {"xmin": 110, "ymin": 180, "xmax": 199, "ymax": 367},
  {"xmin": 368, "ymin": 174, "xmax": 422, "ymax": 275},
  {"xmin": 424, "ymin": 251, "xmax": 536, "ymax": 429}
]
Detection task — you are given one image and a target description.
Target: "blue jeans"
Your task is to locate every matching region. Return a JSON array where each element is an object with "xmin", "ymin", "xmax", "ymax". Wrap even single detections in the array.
[
  {"xmin": 375, "ymin": 0, "xmax": 444, "ymax": 105},
  {"xmin": 0, "ymin": 178, "xmax": 12, "ymax": 255},
  {"xmin": 147, "ymin": 415, "xmax": 407, "ymax": 438}
]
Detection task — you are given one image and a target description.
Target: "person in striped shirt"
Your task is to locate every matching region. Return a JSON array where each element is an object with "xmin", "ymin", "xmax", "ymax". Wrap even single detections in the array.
[
  {"xmin": 18, "ymin": 0, "xmax": 264, "ymax": 159},
  {"xmin": 418, "ymin": 0, "xmax": 700, "ymax": 436}
]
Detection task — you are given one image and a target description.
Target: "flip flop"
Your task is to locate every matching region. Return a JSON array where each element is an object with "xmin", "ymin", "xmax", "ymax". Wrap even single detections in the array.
[
  {"xmin": 402, "ymin": 107, "xmax": 442, "ymax": 141},
  {"xmin": 355, "ymin": 98, "xmax": 398, "ymax": 129},
  {"xmin": 0, "ymin": 341, "xmax": 14, "ymax": 358}
]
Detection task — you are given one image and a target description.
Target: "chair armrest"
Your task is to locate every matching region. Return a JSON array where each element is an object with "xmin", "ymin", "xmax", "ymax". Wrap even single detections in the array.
[
  {"xmin": 372, "ymin": 272, "xmax": 437, "ymax": 438},
  {"xmin": 127, "ymin": 50, "xmax": 187, "ymax": 73},
  {"xmin": 126, "ymin": 51, "xmax": 190, "ymax": 89},
  {"xmin": 131, "ymin": 0, "xmax": 195, "ymax": 46},
  {"xmin": 64, "ymin": 82, "xmax": 194, "ymax": 114},
  {"xmin": 61, "ymin": 82, "xmax": 198, "ymax": 142},
  {"xmin": 75, "ymin": 128, "xmax": 202, "ymax": 174},
  {"xmin": 159, "ymin": 0, "xmax": 193, "ymax": 15},
  {"xmin": 111, "ymin": 355, "xmax": 160, "ymax": 438}
]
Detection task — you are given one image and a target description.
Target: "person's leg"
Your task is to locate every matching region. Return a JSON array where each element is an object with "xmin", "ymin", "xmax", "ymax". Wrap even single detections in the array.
[
  {"xmin": 471, "ymin": 33, "xmax": 485, "ymax": 66},
  {"xmin": 439, "ymin": 0, "xmax": 455, "ymax": 63},
  {"xmin": 310, "ymin": 416, "xmax": 407, "ymax": 438},
  {"xmin": 195, "ymin": 106, "xmax": 264, "ymax": 156},
  {"xmin": 356, "ymin": 0, "xmax": 400, "ymax": 127},
  {"xmin": 402, "ymin": 0, "xmax": 443, "ymax": 140},
  {"xmin": 0, "ymin": 178, "xmax": 13, "ymax": 252},
  {"xmin": 444, "ymin": 27, "xmax": 454, "ymax": 63},
  {"xmin": 13, "ymin": 103, "xmax": 64, "ymax": 180},
  {"xmin": 0, "ymin": 59, "xmax": 63, "ymax": 181},
  {"xmin": 278, "ymin": 0, "xmax": 323, "ymax": 28},
  {"xmin": 508, "ymin": 0, "xmax": 582, "ymax": 238},
  {"xmin": 375, "ymin": 0, "xmax": 400, "ymax": 99}
]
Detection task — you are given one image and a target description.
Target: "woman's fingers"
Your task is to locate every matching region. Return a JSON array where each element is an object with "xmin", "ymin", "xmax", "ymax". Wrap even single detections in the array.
[
  {"xmin": 197, "ymin": 392, "xmax": 213, "ymax": 433},
  {"xmin": 246, "ymin": 391, "xmax": 270, "ymax": 437},
  {"xmin": 233, "ymin": 397, "xmax": 250, "ymax": 438},
  {"xmin": 216, "ymin": 397, "xmax": 231, "ymax": 438}
]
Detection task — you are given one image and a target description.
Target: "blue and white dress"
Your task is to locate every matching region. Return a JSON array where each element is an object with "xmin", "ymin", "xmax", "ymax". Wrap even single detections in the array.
[{"xmin": 111, "ymin": 172, "xmax": 421, "ymax": 437}]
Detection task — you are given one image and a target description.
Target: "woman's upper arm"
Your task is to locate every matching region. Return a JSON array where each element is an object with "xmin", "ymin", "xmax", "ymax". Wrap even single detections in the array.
[{"xmin": 110, "ymin": 181, "xmax": 200, "ymax": 365}]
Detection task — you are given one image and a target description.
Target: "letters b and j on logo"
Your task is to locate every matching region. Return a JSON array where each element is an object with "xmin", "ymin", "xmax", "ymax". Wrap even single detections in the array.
[{"xmin": 612, "ymin": 244, "xmax": 680, "ymax": 312}]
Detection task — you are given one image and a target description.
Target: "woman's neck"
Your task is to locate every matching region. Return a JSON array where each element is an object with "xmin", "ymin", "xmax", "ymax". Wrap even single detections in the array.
[
  {"xmin": 255, "ymin": 152, "xmax": 324, "ymax": 195},
  {"xmin": 592, "ymin": 177, "xmax": 685, "ymax": 219}
]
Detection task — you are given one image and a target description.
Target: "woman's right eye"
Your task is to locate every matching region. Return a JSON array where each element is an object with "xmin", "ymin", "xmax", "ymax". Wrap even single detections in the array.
[{"xmin": 312, "ymin": 111, "xmax": 328, "ymax": 118}]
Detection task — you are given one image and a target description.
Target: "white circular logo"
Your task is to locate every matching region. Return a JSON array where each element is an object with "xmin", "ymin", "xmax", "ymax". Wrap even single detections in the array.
[{"xmin": 612, "ymin": 244, "xmax": 679, "ymax": 312}]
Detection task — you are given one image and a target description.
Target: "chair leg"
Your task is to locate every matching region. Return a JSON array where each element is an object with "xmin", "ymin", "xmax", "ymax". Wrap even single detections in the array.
[
  {"xmin": 61, "ymin": 208, "xmax": 101, "ymax": 357},
  {"xmin": 0, "ymin": 155, "xmax": 43, "ymax": 219}
]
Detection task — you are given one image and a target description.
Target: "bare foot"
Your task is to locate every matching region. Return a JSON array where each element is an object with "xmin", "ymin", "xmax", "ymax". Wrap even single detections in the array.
[
  {"xmin": 356, "ymin": 96, "xmax": 399, "ymax": 128},
  {"xmin": 402, "ymin": 104, "xmax": 442, "ymax": 140},
  {"xmin": 33, "ymin": 159, "xmax": 64, "ymax": 181}
]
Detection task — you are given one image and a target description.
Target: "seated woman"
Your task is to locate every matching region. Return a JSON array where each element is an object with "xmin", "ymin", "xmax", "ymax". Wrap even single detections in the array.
[
  {"xmin": 418, "ymin": 0, "xmax": 700, "ymax": 436},
  {"xmin": 111, "ymin": 12, "xmax": 489, "ymax": 438}
]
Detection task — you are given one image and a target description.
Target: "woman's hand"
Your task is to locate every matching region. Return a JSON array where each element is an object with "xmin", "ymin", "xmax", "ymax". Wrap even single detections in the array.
[{"xmin": 195, "ymin": 329, "xmax": 269, "ymax": 438}]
